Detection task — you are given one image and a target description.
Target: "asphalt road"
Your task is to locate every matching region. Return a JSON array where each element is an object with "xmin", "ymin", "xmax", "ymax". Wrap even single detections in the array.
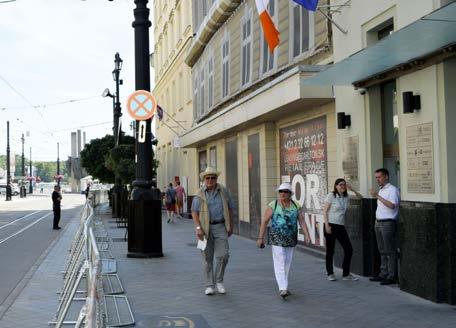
[{"xmin": 0, "ymin": 193, "xmax": 85, "ymax": 315}]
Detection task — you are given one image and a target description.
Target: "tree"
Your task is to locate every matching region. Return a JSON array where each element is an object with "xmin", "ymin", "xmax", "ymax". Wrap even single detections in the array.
[
  {"xmin": 80, "ymin": 135, "xmax": 115, "ymax": 183},
  {"xmin": 105, "ymin": 135, "xmax": 136, "ymax": 185}
]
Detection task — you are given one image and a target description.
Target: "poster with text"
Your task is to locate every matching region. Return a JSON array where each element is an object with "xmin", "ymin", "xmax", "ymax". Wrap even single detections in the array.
[{"xmin": 280, "ymin": 116, "xmax": 328, "ymax": 247}]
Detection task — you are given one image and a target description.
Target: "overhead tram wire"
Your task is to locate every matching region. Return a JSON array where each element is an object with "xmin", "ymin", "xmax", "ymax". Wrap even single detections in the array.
[
  {"xmin": 0, "ymin": 95, "xmax": 102, "ymax": 111},
  {"xmin": 0, "ymin": 73, "xmax": 57, "ymax": 141}
]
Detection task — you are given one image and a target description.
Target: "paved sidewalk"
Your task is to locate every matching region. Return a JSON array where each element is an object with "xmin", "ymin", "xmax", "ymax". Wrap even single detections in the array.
[
  {"xmin": 99, "ymin": 205, "xmax": 455, "ymax": 328},
  {"xmin": 1, "ymin": 202, "xmax": 453, "ymax": 328}
]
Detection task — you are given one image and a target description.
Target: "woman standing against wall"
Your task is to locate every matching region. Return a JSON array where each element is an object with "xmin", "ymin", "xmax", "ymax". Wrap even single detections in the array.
[{"xmin": 323, "ymin": 178, "xmax": 363, "ymax": 281}]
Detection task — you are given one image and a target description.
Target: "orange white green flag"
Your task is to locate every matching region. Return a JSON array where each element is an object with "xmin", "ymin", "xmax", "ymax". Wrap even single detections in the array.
[{"xmin": 255, "ymin": 0, "xmax": 280, "ymax": 52}]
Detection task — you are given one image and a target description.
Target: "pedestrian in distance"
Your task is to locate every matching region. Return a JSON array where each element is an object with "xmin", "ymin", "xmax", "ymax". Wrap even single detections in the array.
[
  {"xmin": 191, "ymin": 167, "xmax": 234, "ymax": 296},
  {"xmin": 85, "ymin": 184, "xmax": 90, "ymax": 199},
  {"xmin": 369, "ymin": 168, "xmax": 400, "ymax": 285},
  {"xmin": 175, "ymin": 181, "xmax": 186, "ymax": 218},
  {"xmin": 52, "ymin": 185, "xmax": 62, "ymax": 230},
  {"xmin": 257, "ymin": 182, "xmax": 311, "ymax": 299},
  {"xmin": 166, "ymin": 183, "xmax": 177, "ymax": 223},
  {"xmin": 323, "ymin": 178, "xmax": 363, "ymax": 281}
]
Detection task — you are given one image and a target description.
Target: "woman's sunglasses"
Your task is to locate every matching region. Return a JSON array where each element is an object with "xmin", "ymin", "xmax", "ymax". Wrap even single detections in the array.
[
  {"xmin": 278, "ymin": 190, "xmax": 291, "ymax": 194},
  {"xmin": 205, "ymin": 176, "xmax": 217, "ymax": 181}
]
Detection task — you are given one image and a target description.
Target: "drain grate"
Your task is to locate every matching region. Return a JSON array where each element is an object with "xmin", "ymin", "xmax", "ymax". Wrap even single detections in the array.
[{"xmin": 112, "ymin": 238, "xmax": 126, "ymax": 242}]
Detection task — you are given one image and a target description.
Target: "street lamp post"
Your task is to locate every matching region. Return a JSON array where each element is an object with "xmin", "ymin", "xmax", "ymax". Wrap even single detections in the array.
[
  {"xmin": 57, "ymin": 142, "xmax": 60, "ymax": 186},
  {"xmin": 29, "ymin": 147, "xmax": 33, "ymax": 194},
  {"xmin": 20, "ymin": 133, "xmax": 26, "ymax": 198},
  {"xmin": 6, "ymin": 121, "xmax": 12, "ymax": 201},
  {"xmin": 113, "ymin": 52, "xmax": 123, "ymax": 145},
  {"xmin": 112, "ymin": 53, "xmax": 123, "ymax": 219},
  {"xmin": 128, "ymin": 0, "xmax": 163, "ymax": 258}
]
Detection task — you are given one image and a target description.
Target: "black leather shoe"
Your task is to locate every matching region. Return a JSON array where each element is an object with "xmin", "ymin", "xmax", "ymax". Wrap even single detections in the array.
[
  {"xmin": 53, "ymin": 227, "xmax": 61, "ymax": 230},
  {"xmin": 380, "ymin": 278, "xmax": 396, "ymax": 285},
  {"xmin": 369, "ymin": 276, "xmax": 384, "ymax": 282}
]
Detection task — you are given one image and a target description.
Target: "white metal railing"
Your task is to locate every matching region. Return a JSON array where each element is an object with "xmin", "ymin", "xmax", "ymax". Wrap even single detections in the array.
[{"xmin": 50, "ymin": 190, "xmax": 108, "ymax": 328}]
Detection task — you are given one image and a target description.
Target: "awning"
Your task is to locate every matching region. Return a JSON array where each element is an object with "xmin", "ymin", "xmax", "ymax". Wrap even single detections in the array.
[{"xmin": 303, "ymin": 2, "xmax": 456, "ymax": 86}]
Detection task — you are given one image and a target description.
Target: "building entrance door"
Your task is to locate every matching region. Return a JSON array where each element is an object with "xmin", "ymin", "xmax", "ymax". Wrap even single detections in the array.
[{"xmin": 381, "ymin": 80, "xmax": 400, "ymax": 187}]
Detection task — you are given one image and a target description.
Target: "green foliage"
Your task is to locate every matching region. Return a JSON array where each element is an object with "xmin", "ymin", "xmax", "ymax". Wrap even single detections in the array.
[
  {"xmin": 80, "ymin": 135, "xmax": 115, "ymax": 183},
  {"xmin": 35, "ymin": 161, "xmax": 68, "ymax": 182},
  {"xmin": 0, "ymin": 154, "xmax": 67, "ymax": 182},
  {"xmin": 106, "ymin": 135, "xmax": 136, "ymax": 185},
  {"xmin": 79, "ymin": 133, "xmax": 160, "ymax": 185}
]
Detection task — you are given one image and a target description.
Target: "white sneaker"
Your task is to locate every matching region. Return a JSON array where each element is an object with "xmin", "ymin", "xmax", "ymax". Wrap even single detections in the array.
[
  {"xmin": 327, "ymin": 274, "xmax": 337, "ymax": 281},
  {"xmin": 342, "ymin": 274, "xmax": 359, "ymax": 281},
  {"xmin": 216, "ymin": 283, "xmax": 226, "ymax": 294},
  {"xmin": 205, "ymin": 287, "xmax": 215, "ymax": 295}
]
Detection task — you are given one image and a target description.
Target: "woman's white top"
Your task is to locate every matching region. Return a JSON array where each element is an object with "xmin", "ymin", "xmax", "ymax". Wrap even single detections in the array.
[{"xmin": 324, "ymin": 192, "xmax": 349, "ymax": 225}]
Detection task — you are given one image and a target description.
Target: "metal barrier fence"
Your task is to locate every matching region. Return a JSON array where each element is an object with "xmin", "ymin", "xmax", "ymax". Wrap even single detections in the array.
[
  {"xmin": 50, "ymin": 191, "xmax": 105, "ymax": 327},
  {"xmin": 50, "ymin": 189, "xmax": 134, "ymax": 328}
]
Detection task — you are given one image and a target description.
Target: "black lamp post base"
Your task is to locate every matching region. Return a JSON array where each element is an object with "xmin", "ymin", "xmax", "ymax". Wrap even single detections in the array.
[
  {"xmin": 127, "ymin": 196, "xmax": 163, "ymax": 258},
  {"xmin": 127, "ymin": 251, "xmax": 164, "ymax": 258}
]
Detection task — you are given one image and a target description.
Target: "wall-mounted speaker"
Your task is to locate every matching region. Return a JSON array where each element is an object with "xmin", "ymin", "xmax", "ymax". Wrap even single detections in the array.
[
  {"xmin": 403, "ymin": 91, "xmax": 421, "ymax": 113},
  {"xmin": 337, "ymin": 112, "xmax": 351, "ymax": 129}
]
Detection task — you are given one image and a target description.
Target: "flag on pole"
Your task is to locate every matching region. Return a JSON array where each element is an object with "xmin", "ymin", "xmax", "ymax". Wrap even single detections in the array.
[
  {"xmin": 292, "ymin": 0, "xmax": 319, "ymax": 12},
  {"xmin": 255, "ymin": 0, "xmax": 280, "ymax": 52},
  {"xmin": 157, "ymin": 104, "xmax": 164, "ymax": 121}
]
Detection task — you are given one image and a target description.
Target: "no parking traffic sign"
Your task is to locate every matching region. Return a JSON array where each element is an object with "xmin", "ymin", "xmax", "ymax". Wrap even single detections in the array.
[{"xmin": 126, "ymin": 90, "xmax": 157, "ymax": 121}]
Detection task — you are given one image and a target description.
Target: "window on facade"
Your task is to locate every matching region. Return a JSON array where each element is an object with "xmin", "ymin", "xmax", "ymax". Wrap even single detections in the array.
[
  {"xmin": 292, "ymin": 2, "xmax": 312, "ymax": 58},
  {"xmin": 193, "ymin": 73, "xmax": 199, "ymax": 119},
  {"xmin": 261, "ymin": 0, "xmax": 277, "ymax": 74},
  {"xmin": 221, "ymin": 30, "xmax": 230, "ymax": 98},
  {"xmin": 199, "ymin": 67, "xmax": 205, "ymax": 115},
  {"xmin": 378, "ymin": 23, "xmax": 394, "ymax": 40},
  {"xmin": 207, "ymin": 55, "xmax": 214, "ymax": 108},
  {"xmin": 241, "ymin": 9, "xmax": 253, "ymax": 86},
  {"xmin": 210, "ymin": 146, "xmax": 217, "ymax": 168}
]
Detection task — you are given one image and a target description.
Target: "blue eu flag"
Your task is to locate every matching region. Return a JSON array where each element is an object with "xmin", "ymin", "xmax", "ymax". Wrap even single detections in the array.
[{"xmin": 293, "ymin": 0, "xmax": 319, "ymax": 12}]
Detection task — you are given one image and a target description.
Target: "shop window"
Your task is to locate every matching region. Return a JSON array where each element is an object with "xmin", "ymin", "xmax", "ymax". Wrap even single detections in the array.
[{"xmin": 210, "ymin": 146, "xmax": 217, "ymax": 168}]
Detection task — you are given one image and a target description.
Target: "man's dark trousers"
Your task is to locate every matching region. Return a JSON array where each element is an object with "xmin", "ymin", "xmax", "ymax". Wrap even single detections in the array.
[{"xmin": 53, "ymin": 206, "xmax": 61, "ymax": 229}]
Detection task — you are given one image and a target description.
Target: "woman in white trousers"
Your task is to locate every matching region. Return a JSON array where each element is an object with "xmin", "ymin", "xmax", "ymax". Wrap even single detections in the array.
[{"xmin": 257, "ymin": 182, "xmax": 311, "ymax": 298}]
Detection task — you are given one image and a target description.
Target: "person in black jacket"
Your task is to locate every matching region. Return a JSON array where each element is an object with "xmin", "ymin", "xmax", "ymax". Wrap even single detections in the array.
[{"xmin": 52, "ymin": 185, "xmax": 62, "ymax": 230}]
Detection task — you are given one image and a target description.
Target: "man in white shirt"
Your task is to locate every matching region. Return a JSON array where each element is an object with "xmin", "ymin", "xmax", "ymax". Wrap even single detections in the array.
[{"xmin": 369, "ymin": 168, "xmax": 400, "ymax": 285}]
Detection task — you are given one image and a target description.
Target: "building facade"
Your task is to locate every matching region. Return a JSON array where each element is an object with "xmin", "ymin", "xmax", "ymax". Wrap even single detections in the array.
[
  {"xmin": 183, "ymin": 0, "xmax": 335, "ymax": 240},
  {"xmin": 153, "ymin": 0, "xmax": 198, "ymax": 202},
  {"xmin": 180, "ymin": 0, "xmax": 456, "ymax": 305},
  {"xmin": 306, "ymin": 0, "xmax": 456, "ymax": 304}
]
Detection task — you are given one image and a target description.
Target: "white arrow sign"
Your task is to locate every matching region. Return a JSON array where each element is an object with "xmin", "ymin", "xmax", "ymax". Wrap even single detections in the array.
[{"xmin": 138, "ymin": 121, "xmax": 146, "ymax": 143}]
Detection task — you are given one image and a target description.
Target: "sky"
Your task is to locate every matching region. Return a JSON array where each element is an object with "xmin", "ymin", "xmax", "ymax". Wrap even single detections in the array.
[{"xmin": 0, "ymin": 0, "xmax": 155, "ymax": 163}]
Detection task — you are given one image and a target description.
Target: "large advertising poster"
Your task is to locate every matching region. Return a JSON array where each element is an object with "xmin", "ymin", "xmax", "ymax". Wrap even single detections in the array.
[{"xmin": 280, "ymin": 116, "xmax": 327, "ymax": 247}]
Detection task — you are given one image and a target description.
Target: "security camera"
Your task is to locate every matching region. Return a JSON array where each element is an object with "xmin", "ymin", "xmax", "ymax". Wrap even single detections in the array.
[{"xmin": 357, "ymin": 88, "xmax": 367, "ymax": 95}]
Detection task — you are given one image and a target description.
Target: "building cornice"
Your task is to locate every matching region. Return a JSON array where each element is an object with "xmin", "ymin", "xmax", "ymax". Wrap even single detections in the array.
[{"xmin": 184, "ymin": 0, "xmax": 242, "ymax": 67}]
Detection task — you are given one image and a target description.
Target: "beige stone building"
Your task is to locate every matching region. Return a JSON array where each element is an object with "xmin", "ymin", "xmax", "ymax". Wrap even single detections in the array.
[
  {"xmin": 182, "ymin": 0, "xmax": 335, "ymax": 240},
  {"xmin": 153, "ymin": 0, "xmax": 198, "ymax": 202}
]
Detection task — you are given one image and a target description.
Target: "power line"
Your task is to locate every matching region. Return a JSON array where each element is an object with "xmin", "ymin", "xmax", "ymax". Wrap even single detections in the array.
[
  {"xmin": 0, "ymin": 95, "xmax": 101, "ymax": 111},
  {"xmin": 0, "ymin": 73, "xmax": 35, "ymax": 108}
]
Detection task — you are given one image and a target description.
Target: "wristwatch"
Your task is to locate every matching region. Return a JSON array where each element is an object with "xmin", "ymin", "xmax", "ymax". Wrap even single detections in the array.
[{"xmin": 196, "ymin": 226, "xmax": 201, "ymax": 230}]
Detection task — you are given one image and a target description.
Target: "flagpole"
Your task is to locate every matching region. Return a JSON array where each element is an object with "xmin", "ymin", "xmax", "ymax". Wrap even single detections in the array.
[{"xmin": 318, "ymin": 8, "xmax": 347, "ymax": 34}]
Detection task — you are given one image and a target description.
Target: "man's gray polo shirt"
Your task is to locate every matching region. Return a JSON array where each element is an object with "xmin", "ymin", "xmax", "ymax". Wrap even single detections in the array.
[{"xmin": 191, "ymin": 185, "xmax": 234, "ymax": 222}]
